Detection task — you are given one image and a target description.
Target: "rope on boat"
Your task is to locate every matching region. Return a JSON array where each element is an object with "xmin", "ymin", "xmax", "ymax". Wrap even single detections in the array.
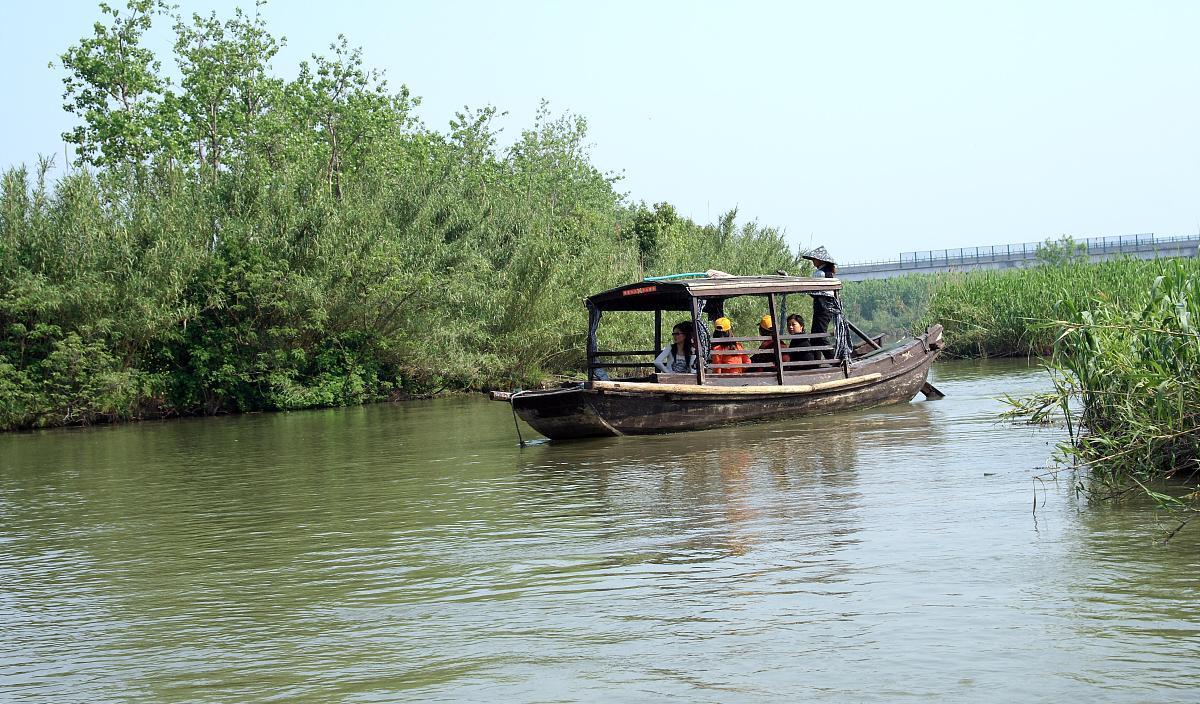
[{"xmin": 509, "ymin": 391, "xmax": 528, "ymax": 448}]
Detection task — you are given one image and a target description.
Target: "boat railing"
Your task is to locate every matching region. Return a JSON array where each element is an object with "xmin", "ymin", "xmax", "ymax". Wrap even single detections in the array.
[
  {"xmin": 593, "ymin": 350, "xmax": 660, "ymax": 357},
  {"xmin": 589, "ymin": 349, "xmax": 659, "ymax": 370},
  {"xmin": 590, "ymin": 332, "xmax": 839, "ymax": 375},
  {"xmin": 713, "ymin": 333, "xmax": 830, "ymax": 345},
  {"xmin": 708, "ymin": 358, "xmax": 835, "ymax": 371}
]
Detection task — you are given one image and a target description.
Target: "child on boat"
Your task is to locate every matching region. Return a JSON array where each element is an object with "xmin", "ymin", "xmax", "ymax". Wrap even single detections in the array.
[
  {"xmin": 754, "ymin": 314, "xmax": 779, "ymax": 371},
  {"xmin": 710, "ymin": 317, "xmax": 750, "ymax": 374}
]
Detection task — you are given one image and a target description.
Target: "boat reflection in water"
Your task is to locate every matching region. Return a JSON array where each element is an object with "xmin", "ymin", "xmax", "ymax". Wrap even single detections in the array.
[{"xmin": 513, "ymin": 400, "xmax": 937, "ymax": 566}]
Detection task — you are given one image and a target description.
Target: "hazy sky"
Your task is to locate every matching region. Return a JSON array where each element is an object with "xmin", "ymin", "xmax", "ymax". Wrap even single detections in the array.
[{"xmin": 2, "ymin": 1, "xmax": 1197, "ymax": 263}]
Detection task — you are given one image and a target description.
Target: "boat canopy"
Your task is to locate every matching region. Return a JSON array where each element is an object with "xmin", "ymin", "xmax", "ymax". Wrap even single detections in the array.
[{"xmin": 586, "ymin": 275, "xmax": 842, "ymax": 312}]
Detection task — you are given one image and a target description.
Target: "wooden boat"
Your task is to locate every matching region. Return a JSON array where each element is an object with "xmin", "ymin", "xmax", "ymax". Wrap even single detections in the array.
[{"xmin": 495, "ymin": 274, "xmax": 944, "ymax": 440}]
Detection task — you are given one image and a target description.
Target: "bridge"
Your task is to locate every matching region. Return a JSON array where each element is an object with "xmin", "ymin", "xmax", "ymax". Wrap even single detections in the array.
[{"xmin": 838, "ymin": 233, "xmax": 1200, "ymax": 282}]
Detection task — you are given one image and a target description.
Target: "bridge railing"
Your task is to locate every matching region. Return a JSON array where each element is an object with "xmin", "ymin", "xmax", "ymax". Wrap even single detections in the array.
[{"xmin": 843, "ymin": 233, "xmax": 1199, "ymax": 269}]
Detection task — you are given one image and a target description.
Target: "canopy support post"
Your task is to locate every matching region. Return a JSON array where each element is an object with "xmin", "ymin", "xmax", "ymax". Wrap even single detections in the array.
[
  {"xmin": 690, "ymin": 298, "xmax": 706, "ymax": 386},
  {"xmin": 586, "ymin": 302, "xmax": 601, "ymax": 382},
  {"xmin": 768, "ymin": 293, "xmax": 785, "ymax": 385},
  {"xmin": 654, "ymin": 309, "xmax": 662, "ymax": 358}
]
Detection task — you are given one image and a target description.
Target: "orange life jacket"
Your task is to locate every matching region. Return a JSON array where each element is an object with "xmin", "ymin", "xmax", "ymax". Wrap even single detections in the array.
[{"xmin": 711, "ymin": 341, "xmax": 750, "ymax": 374}]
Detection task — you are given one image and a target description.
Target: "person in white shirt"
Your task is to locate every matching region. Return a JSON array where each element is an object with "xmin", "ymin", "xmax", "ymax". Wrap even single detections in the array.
[{"xmin": 654, "ymin": 321, "xmax": 698, "ymax": 373}]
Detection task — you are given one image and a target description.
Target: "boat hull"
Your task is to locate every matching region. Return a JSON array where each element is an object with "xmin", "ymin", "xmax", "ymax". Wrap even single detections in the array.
[{"xmin": 511, "ymin": 326, "xmax": 942, "ymax": 440}]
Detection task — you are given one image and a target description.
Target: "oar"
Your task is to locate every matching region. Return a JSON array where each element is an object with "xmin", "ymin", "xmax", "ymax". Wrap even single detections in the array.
[{"xmin": 845, "ymin": 320, "xmax": 882, "ymax": 350}]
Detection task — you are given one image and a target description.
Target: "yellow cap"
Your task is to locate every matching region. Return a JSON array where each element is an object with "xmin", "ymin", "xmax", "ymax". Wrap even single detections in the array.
[
  {"xmin": 713, "ymin": 317, "xmax": 732, "ymax": 332},
  {"xmin": 759, "ymin": 314, "xmax": 773, "ymax": 330}
]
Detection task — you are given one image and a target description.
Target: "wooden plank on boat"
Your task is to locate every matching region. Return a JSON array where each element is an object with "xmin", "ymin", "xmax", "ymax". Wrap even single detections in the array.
[
  {"xmin": 590, "ymin": 373, "xmax": 882, "ymax": 396},
  {"xmin": 489, "ymin": 390, "xmax": 514, "ymax": 401}
]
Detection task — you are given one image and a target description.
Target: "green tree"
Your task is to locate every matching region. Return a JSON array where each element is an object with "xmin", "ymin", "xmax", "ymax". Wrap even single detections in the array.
[
  {"xmin": 629, "ymin": 201, "xmax": 678, "ymax": 268},
  {"xmin": 58, "ymin": 0, "xmax": 176, "ymax": 168},
  {"xmin": 173, "ymin": 3, "xmax": 284, "ymax": 177},
  {"xmin": 1036, "ymin": 235, "xmax": 1088, "ymax": 266},
  {"xmin": 291, "ymin": 36, "xmax": 415, "ymax": 198},
  {"xmin": 3, "ymin": 1, "xmax": 806, "ymax": 430}
]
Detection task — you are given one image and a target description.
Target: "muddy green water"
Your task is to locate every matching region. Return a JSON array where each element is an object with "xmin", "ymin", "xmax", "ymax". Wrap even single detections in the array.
[{"xmin": 1, "ymin": 360, "xmax": 1198, "ymax": 702}]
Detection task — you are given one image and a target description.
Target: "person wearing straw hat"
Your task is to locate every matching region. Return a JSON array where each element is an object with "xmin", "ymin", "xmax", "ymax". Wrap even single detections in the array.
[
  {"xmin": 803, "ymin": 246, "xmax": 838, "ymax": 359},
  {"xmin": 803, "ymin": 245, "xmax": 838, "ymax": 280}
]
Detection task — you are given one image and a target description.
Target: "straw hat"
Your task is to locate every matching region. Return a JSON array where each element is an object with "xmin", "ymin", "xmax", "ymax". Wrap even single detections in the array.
[{"xmin": 803, "ymin": 245, "xmax": 836, "ymax": 265}]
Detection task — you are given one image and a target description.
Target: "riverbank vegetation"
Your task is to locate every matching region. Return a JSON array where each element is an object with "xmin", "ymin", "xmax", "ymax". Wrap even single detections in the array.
[
  {"xmin": 1005, "ymin": 262, "xmax": 1200, "ymax": 527},
  {"xmin": 840, "ymin": 274, "xmax": 940, "ymax": 342},
  {"xmin": 845, "ymin": 254, "xmax": 1200, "ymax": 517},
  {"xmin": 845, "ymin": 256, "xmax": 1200, "ymax": 357},
  {"xmin": 0, "ymin": 1, "xmax": 801, "ymax": 430},
  {"xmin": 844, "ymin": 253, "xmax": 1200, "ymax": 518}
]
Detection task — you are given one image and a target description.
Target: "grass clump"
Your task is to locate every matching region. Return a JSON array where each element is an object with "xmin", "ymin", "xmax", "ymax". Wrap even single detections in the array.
[
  {"xmin": 1006, "ymin": 262, "xmax": 1200, "ymax": 527},
  {"xmin": 844, "ymin": 258, "xmax": 1200, "ymax": 359}
]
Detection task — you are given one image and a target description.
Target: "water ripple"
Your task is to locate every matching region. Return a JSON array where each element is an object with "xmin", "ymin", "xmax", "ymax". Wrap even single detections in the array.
[{"xmin": 1, "ymin": 360, "xmax": 1197, "ymax": 702}]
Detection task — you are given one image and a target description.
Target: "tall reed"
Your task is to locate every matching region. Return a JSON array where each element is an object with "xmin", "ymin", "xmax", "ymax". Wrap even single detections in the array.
[
  {"xmin": 844, "ymin": 259, "xmax": 1200, "ymax": 359},
  {"xmin": 1007, "ymin": 263, "xmax": 1200, "ymax": 503},
  {"xmin": 841, "ymin": 274, "xmax": 940, "ymax": 341}
]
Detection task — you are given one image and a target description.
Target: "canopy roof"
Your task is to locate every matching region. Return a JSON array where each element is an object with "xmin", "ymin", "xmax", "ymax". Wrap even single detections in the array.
[{"xmin": 587, "ymin": 275, "xmax": 841, "ymax": 312}]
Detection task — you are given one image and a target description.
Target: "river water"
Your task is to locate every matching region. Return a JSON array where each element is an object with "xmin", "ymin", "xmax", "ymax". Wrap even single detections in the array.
[{"xmin": 1, "ymin": 360, "xmax": 1197, "ymax": 702}]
